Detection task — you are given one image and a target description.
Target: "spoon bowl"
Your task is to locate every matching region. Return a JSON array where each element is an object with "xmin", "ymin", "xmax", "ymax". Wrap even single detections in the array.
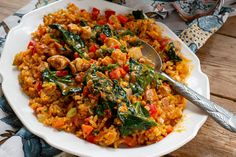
[{"xmin": 140, "ymin": 40, "xmax": 236, "ymax": 133}]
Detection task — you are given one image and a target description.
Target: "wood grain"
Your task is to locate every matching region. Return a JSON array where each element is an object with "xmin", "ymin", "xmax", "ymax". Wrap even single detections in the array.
[
  {"xmin": 170, "ymin": 95, "xmax": 236, "ymax": 157},
  {"xmin": 217, "ymin": 16, "xmax": 236, "ymax": 38},
  {"xmin": 0, "ymin": 0, "xmax": 30, "ymax": 21},
  {"xmin": 1, "ymin": 1, "xmax": 236, "ymax": 157},
  {"xmin": 197, "ymin": 34, "xmax": 236, "ymax": 100}
]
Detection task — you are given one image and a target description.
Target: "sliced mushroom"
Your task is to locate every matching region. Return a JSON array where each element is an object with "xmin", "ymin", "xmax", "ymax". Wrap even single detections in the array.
[{"xmin": 47, "ymin": 55, "xmax": 70, "ymax": 70}]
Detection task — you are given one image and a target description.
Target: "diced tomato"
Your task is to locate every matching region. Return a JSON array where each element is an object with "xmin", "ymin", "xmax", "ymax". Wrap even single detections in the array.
[
  {"xmin": 119, "ymin": 68, "xmax": 127, "ymax": 77},
  {"xmin": 91, "ymin": 7, "xmax": 100, "ymax": 19},
  {"xmin": 105, "ymin": 9, "xmax": 116, "ymax": 19},
  {"xmin": 27, "ymin": 40, "xmax": 36, "ymax": 53},
  {"xmin": 82, "ymin": 124, "xmax": 94, "ymax": 137},
  {"xmin": 108, "ymin": 20, "xmax": 114, "ymax": 25},
  {"xmin": 149, "ymin": 104, "xmax": 157, "ymax": 117},
  {"xmin": 74, "ymin": 52, "xmax": 79, "ymax": 59},
  {"xmin": 35, "ymin": 81, "xmax": 42, "ymax": 92},
  {"xmin": 117, "ymin": 14, "xmax": 128, "ymax": 24},
  {"xmin": 56, "ymin": 70, "xmax": 68, "ymax": 77},
  {"xmin": 97, "ymin": 19, "xmax": 107, "ymax": 25},
  {"xmin": 123, "ymin": 136, "xmax": 137, "ymax": 147},
  {"xmin": 83, "ymin": 86, "xmax": 89, "ymax": 96},
  {"xmin": 109, "ymin": 68, "xmax": 121, "ymax": 80},
  {"xmin": 166, "ymin": 125, "xmax": 173, "ymax": 134},
  {"xmin": 123, "ymin": 64, "xmax": 129, "ymax": 72},
  {"xmin": 114, "ymin": 45, "xmax": 120, "ymax": 49},
  {"xmin": 109, "ymin": 68, "xmax": 127, "ymax": 79},
  {"xmin": 159, "ymin": 38, "xmax": 170, "ymax": 49},
  {"xmin": 100, "ymin": 33, "xmax": 107, "ymax": 42},
  {"xmin": 86, "ymin": 134, "xmax": 96, "ymax": 143},
  {"xmin": 89, "ymin": 44, "xmax": 97, "ymax": 53}
]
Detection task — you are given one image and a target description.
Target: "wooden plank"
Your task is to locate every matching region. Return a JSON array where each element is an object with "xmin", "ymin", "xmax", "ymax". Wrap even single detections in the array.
[
  {"xmin": 0, "ymin": 0, "xmax": 30, "ymax": 21},
  {"xmin": 197, "ymin": 34, "xmax": 236, "ymax": 99},
  {"xmin": 170, "ymin": 95, "xmax": 236, "ymax": 157},
  {"xmin": 217, "ymin": 16, "xmax": 236, "ymax": 38}
]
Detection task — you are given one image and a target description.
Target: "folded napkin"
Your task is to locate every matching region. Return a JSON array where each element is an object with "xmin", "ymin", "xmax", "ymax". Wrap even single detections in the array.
[{"xmin": 0, "ymin": 0, "xmax": 235, "ymax": 156}]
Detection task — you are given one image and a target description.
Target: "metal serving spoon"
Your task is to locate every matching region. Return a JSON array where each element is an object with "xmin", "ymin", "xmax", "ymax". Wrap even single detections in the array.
[{"xmin": 141, "ymin": 40, "xmax": 236, "ymax": 132}]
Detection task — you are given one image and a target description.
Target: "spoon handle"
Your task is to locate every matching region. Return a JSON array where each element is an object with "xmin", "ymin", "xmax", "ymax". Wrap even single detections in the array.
[{"xmin": 161, "ymin": 72, "xmax": 236, "ymax": 132}]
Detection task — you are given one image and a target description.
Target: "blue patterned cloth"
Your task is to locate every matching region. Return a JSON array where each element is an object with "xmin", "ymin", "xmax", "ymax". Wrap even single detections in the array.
[{"xmin": 0, "ymin": 0, "xmax": 235, "ymax": 156}]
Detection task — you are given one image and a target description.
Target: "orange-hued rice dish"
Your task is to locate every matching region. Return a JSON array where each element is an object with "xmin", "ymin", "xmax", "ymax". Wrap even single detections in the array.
[{"xmin": 13, "ymin": 3, "xmax": 190, "ymax": 147}]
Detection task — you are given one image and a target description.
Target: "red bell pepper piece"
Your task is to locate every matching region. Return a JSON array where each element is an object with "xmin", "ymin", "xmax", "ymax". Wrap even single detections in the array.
[
  {"xmin": 91, "ymin": 7, "xmax": 100, "ymax": 19},
  {"xmin": 117, "ymin": 14, "xmax": 128, "ymax": 24},
  {"xmin": 56, "ymin": 70, "xmax": 68, "ymax": 77},
  {"xmin": 105, "ymin": 9, "xmax": 116, "ymax": 19},
  {"xmin": 89, "ymin": 44, "xmax": 97, "ymax": 53}
]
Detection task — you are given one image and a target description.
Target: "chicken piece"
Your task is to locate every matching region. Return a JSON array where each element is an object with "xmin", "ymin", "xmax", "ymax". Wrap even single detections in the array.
[
  {"xmin": 80, "ymin": 26, "xmax": 92, "ymax": 39},
  {"xmin": 70, "ymin": 58, "xmax": 90, "ymax": 73},
  {"xmin": 101, "ymin": 56, "xmax": 113, "ymax": 66},
  {"xmin": 145, "ymin": 89, "xmax": 158, "ymax": 102},
  {"xmin": 111, "ymin": 49, "xmax": 126, "ymax": 66},
  {"xmin": 47, "ymin": 55, "xmax": 70, "ymax": 70},
  {"xmin": 128, "ymin": 47, "xmax": 143, "ymax": 60},
  {"xmin": 68, "ymin": 23, "xmax": 81, "ymax": 34},
  {"xmin": 158, "ymin": 83, "xmax": 171, "ymax": 97},
  {"xmin": 139, "ymin": 57, "xmax": 155, "ymax": 68},
  {"xmin": 105, "ymin": 37, "xmax": 121, "ymax": 48}
]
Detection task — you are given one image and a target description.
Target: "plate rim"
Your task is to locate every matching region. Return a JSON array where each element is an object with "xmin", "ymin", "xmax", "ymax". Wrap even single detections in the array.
[{"xmin": 0, "ymin": 0, "xmax": 209, "ymax": 156}]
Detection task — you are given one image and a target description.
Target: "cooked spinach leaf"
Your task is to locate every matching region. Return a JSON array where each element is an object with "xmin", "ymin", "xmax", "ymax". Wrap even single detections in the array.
[
  {"xmin": 129, "ymin": 59, "xmax": 162, "ymax": 95},
  {"xmin": 120, "ymin": 45, "xmax": 128, "ymax": 53},
  {"xmin": 128, "ymin": 40, "xmax": 142, "ymax": 47},
  {"xmin": 118, "ymin": 102, "xmax": 156, "ymax": 136},
  {"xmin": 49, "ymin": 24, "xmax": 88, "ymax": 59},
  {"xmin": 132, "ymin": 10, "xmax": 145, "ymax": 19},
  {"xmin": 93, "ymin": 25, "xmax": 112, "ymax": 45},
  {"xmin": 42, "ymin": 69, "xmax": 82, "ymax": 96},
  {"xmin": 102, "ymin": 25, "xmax": 112, "ymax": 37},
  {"xmin": 98, "ymin": 64, "xmax": 119, "ymax": 72},
  {"xmin": 166, "ymin": 42, "xmax": 182, "ymax": 62},
  {"xmin": 80, "ymin": 20, "xmax": 88, "ymax": 26},
  {"xmin": 120, "ymin": 29, "xmax": 134, "ymax": 37},
  {"xmin": 85, "ymin": 65, "xmax": 156, "ymax": 135}
]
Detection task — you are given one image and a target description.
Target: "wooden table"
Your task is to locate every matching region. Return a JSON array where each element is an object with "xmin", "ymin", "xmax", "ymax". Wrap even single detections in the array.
[{"xmin": 1, "ymin": 1, "xmax": 236, "ymax": 157}]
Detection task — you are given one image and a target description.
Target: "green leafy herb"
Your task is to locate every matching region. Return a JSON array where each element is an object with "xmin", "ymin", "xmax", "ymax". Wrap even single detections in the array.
[
  {"xmin": 166, "ymin": 42, "xmax": 182, "ymax": 62},
  {"xmin": 132, "ymin": 10, "xmax": 145, "ymax": 19},
  {"xmin": 49, "ymin": 24, "xmax": 88, "ymax": 59},
  {"xmin": 42, "ymin": 69, "xmax": 82, "ymax": 96}
]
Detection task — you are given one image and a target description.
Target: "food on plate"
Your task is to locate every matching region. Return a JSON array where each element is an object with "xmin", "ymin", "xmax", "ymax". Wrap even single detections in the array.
[{"xmin": 13, "ymin": 3, "xmax": 190, "ymax": 147}]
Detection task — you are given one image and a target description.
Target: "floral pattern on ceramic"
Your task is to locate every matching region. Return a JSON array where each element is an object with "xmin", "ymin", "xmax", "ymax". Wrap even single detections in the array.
[{"xmin": 173, "ymin": 0, "xmax": 222, "ymax": 21}]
